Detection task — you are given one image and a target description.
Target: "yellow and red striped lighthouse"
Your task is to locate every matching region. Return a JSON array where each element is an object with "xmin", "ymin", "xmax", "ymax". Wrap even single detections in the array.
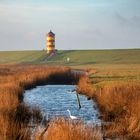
[{"xmin": 46, "ymin": 30, "xmax": 55, "ymax": 54}]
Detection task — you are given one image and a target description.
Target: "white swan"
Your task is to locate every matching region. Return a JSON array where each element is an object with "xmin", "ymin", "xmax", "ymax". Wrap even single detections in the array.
[{"xmin": 67, "ymin": 109, "xmax": 77, "ymax": 120}]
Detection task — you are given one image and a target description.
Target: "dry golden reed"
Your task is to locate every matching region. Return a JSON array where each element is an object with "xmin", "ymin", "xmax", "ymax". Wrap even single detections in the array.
[
  {"xmin": 77, "ymin": 70, "xmax": 140, "ymax": 139},
  {"xmin": 42, "ymin": 118, "xmax": 100, "ymax": 140}
]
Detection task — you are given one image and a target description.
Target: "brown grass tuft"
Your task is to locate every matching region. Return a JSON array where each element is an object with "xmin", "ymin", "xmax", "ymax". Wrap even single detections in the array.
[{"xmin": 42, "ymin": 118, "xmax": 100, "ymax": 140}]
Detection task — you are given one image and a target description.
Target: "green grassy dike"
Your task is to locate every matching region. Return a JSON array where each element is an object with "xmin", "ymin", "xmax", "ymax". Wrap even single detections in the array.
[{"xmin": 0, "ymin": 49, "xmax": 140, "ymax": 66}]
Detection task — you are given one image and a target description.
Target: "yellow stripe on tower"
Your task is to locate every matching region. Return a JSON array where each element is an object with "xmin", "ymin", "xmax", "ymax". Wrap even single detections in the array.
[
  {"xmin": 47, "ymin": 37, "xmax": 55, "ymax": 41},
  {"xmin": 47, "ymin": 42, "xmax": 54, "ymax": 45},
  {"xmin": 48, "ymin": 47, "xmax": 54, "ymax": 51}
]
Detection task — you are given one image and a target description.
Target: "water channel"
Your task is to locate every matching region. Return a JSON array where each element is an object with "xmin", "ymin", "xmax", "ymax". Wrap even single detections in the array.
[{"xmin": 24, "ymin": 85, "xmax": 101, "ymax": 125}]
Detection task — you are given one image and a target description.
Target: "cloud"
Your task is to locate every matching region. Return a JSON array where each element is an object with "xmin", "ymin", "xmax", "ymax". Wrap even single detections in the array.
[{"xmin": 115, "ymin": 13, "xmax": 140, "ymax": 28}]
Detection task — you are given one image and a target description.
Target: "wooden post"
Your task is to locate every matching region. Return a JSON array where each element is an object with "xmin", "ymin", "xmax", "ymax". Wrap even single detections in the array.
[{"xmin": 76, "ymin": 93, "xmax": 81, "ymax": 109}]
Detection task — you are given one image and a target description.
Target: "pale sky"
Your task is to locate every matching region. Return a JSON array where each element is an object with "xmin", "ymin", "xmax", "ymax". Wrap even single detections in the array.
[{"xmin": 0, "ymin": 0, "xmax": 140, "ymax": 51}]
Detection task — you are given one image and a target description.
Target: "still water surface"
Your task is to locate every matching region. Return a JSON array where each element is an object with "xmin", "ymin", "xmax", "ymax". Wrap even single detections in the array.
[{"xmin": 24, "ymin": 85, "xmax": 100, "ymax": 124}]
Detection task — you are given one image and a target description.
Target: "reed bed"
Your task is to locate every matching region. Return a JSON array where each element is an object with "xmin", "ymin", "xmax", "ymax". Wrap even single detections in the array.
[
  {"xmin": 37, "ymin": 118, "xmax": 101, "ymax": 140},
  {"xmin": 0, "ymin": 64, "xmax": 99, "ymax": 140},
  {"xmin": 77, "ymin": 71, "xmax": 140, "ymax": 139},
  {"xmin": 1, "ymin": 64, "xmax": 140, "ymax": 139}
]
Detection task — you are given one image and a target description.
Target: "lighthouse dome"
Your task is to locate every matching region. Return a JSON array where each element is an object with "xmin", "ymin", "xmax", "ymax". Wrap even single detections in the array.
[{"xmin": 47, "ymin": 30, "xmax": 55, "ymax": 36}]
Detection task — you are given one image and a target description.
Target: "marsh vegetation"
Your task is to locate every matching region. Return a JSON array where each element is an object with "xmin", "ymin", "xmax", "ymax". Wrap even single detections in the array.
[{"xmin": 0, "ymin": 63, "xmax": 140, "ymax": 139}]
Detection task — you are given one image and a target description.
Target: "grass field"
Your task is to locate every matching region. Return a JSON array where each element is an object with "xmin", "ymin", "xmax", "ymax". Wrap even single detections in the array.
[
  {"xmin": 0, "ymin": 49, "xmax": 140, "ymax": 66},
  {"xmin": 0, "ymin": 50, "xmax": 48, "ymax": 64},
  {"xmin": 48, "ymin": 49, "xmax": 140, "ymax": 66}
]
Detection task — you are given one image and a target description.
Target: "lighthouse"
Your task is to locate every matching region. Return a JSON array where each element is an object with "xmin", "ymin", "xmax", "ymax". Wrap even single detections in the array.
[{"xmin": 46, "ymin": 30, "xmax": 55, "ymax": 54}]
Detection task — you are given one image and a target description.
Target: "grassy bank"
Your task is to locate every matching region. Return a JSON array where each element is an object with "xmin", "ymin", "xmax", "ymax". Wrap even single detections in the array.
[
  {"xmin": 0, "ymin": 49, "xmax": 140, "ymax": 66},
  {"xmin": 0, "ymin": 50, "xmax": 48, "ymax": 64},
  {"xmin": 48, "ymin": 49, "xmax": 140, "ymax": 66}
]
